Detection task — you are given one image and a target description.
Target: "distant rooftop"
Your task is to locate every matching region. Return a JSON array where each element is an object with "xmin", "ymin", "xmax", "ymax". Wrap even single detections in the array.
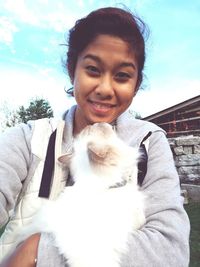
[{"xmin": 143, "ymin": 95, "xmax": 200, "ymax": 137}]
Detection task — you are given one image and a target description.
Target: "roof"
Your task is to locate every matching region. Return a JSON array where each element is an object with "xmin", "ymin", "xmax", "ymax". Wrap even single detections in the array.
[{"xmin": 142, "ymin": 95, "xmax": 200, "ymax": 137}]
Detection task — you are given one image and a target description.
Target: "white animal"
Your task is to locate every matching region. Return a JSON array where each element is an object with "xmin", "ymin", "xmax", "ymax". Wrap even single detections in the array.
[{"xmin": 18, "ymin": 122, "xmax": 145, "ymax": 267}]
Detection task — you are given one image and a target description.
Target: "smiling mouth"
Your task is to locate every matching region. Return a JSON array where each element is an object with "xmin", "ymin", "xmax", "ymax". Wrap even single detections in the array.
[{"xmin": 88, "ymin": 100, "xmax": 116, "ymax": 110}]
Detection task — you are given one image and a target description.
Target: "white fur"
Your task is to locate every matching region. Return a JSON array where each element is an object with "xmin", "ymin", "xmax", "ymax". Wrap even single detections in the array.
[{"xmin": 17, "ymin": 122, "xmax": 145, "ymax": 267}]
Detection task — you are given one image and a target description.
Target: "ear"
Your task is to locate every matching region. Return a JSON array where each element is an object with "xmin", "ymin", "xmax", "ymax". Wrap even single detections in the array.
[
  {"xmin": 58, "ymin": 153, "xmax": 72, "ymax": 165},
  {"xmin": 87, "ymin": 141, "xmax": 109, "ymax": 165}
]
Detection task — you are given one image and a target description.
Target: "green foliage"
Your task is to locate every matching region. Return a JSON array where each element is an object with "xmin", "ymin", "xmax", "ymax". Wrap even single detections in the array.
[
  {"xmin": 129, "ymin": 109, "xmax": 142, "ymax": 119},
  {"xmin": 4, "ymin": 110, "xmax": 20, "ymax": 128},
  {"xmin": 17, "ymin": 98, "xmax": 53, "ymax": 123},
  {"xmin": 185, "ymin": 203, "xmax": 200, "ymax": 267},
  {"xmin": 0, "ymin": 102, "xmax": 21, "ymax": 131},
  {"xmin": 0, "ymin": 98, "xmax": 54, "ymax": 132},
  {"xmin": 134, "ymin": 112, "xmax": 142, "ymax": 119}
]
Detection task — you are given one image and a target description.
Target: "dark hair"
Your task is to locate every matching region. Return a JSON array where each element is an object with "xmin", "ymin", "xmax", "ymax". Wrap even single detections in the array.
[{"xmin": 66, "ymin": 7, "xmax": 148, "ymax": 91}]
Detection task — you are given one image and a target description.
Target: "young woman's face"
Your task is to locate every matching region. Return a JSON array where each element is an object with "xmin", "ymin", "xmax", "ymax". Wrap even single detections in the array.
[{"xmin": 73, "ymin": 34, "xmax": 139, "ymax": 134}]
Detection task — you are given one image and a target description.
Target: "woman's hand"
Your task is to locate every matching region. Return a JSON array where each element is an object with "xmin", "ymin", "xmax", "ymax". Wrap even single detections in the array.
[{"xmin": 1, "ymin": 233, "xmax": 41, "ymax": 267}]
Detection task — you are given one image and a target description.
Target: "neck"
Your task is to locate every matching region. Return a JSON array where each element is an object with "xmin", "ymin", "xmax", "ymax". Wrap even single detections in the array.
[
  {"xmin": 73, "ymin": 106, "xmax": 118, "ymax": 136},
  {"xmin": 73, "ymin": 107, "xmax": 88, "ymax": 137}
]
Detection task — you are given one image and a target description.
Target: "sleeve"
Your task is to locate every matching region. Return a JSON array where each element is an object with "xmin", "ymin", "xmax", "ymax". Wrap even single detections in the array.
[
  {"xmin": 36, "ymin": 130, "xmax": 190, "ymax": 267},
  {"xmin": 120, "ymin": 130, "xmax": 190, "ymax": 267},
  {"xmin": 0, "ymin": 124, "xmax": 32, "ymax": 227},
  {"xmin": 37, "ymin": 233, "xmax": 67, "ymax": 267}
]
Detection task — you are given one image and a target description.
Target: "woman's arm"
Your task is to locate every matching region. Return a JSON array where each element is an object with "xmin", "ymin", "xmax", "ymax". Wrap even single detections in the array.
[
  {"xmin": 0, "ymin": 234, "xmax": 40, "ymax": 267},
  {"xmin": 0, "ymin": 124, "xmax": 32, "ymax": 227},
  {"xmin": 13, "ymin": 130, "xmax": 189, "ymax": 267},
  {"xmin": 121, "ymin": 131, "xmax": 190, "ymax": 267}
]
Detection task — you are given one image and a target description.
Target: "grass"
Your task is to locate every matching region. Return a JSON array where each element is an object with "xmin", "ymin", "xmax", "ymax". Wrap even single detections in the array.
[
  {"xmin": 185, "ymin": 202, "xmax": 200, "ymax": 267},
  {"xmin": 0, "ymin": 203, "xmax": 199, "ymax": 266}
]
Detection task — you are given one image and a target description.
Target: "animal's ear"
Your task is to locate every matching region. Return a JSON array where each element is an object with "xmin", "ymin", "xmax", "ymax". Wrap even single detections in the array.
[
  {"xmin": 87, "ymin": 141, "xmax": 109, "ymax": 164},
  {"xmin": 58, "ymin": 153, "xmax": 72, "ymax": 165}
]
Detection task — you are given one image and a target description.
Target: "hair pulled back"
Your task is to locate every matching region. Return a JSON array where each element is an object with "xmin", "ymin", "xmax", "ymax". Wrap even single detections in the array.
[{"xmin": 66, "ymin": 7, "xmax": 148, "ymax": 91}]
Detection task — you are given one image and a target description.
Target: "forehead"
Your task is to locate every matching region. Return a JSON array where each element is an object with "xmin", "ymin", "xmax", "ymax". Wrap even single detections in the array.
[{"xmin": 78, "ymin": 34, "xmax": 137, "ymax": 66}]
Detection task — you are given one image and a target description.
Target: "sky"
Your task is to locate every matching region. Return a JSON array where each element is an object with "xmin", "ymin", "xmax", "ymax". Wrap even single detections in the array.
[{"xmin": 0, "ymin": 0, "xmax": 199, "ymax": 119}]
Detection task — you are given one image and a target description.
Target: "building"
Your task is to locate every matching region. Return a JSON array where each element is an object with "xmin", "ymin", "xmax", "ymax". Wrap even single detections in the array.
[{"xmin": 143, "ymin": 95, "xmax": 200, "ymax": 137}]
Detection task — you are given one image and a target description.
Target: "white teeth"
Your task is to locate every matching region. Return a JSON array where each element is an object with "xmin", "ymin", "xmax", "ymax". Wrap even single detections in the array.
[
  {"xmin": 92, "ymin": 101, "xmax": 113, "ymax": 108},
  {"xmin": 95, "ymin": 103, "xmax": 109, "ymax": 108}
]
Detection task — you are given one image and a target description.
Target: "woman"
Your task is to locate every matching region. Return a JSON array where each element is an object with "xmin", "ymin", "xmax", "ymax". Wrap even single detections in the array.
[{"xmin": 0, "ymin": 7, "xmax": 190, "ymax": 267}]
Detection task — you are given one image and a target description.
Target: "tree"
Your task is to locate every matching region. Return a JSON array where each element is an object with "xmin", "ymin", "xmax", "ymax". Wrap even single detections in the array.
[
  {"xmin": 129, "ymin": 109, "xmax": 142, "ymax": 119},
  {"xmin": 0, "ymin": 101, "xmax": 21, "ymax": 132},
  {"xmin": 134, "ymin": 112, "xmax": 142, "ymax": 119},
  {"xmin": 0, "ymin": 98, "xmax": 54, "ymax": 132},
  {"xmin": 17, "ymin": 98, "xmax": 54, "ymax": 123}
]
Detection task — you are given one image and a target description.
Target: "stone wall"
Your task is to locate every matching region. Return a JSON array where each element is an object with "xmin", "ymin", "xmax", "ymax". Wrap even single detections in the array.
[{"xmin": 168, "ymin": 135, "xmax": 200, "ymax": 184}]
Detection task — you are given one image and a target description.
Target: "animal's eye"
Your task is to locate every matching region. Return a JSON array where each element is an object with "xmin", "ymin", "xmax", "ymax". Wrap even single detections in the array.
[{"xmin": 86, "ymin": 65, "xmax": 100, "ymax": 76}]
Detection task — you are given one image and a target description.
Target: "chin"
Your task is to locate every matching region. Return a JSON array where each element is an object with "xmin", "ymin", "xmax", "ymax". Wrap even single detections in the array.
[{"xmin": 88, "ymin": 115, "xmax": 117, "ymax": 125}]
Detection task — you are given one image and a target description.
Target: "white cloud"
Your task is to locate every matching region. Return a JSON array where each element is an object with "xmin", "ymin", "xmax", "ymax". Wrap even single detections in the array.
[
  {"xmin": 131, "ymin": 78, "xmax": 200, "ymax": 117},
  {"xmin": 133, "ymin": 0, "xmax": 158, "ymax": 10},
  {"xmin": 0, "ymin": 16, "xmax": 18, "ymax": 45},
  {"xmin": 77, "ymin": 0, "xmax": 84, "ymax": 8},
  {"xmin": 44, "ymin": 12, "xmax": 76, "ymax": 32},
  {"xmin": 4, "ymin": 0, "xmax": 39, "ymax": 26},
  {"xmin": 0, "ymin": 67, "xmax": 74, "ymax": 118},
  {"xmin": 1, "ymin": 0, "xmax": 78, "ymax": 32},
  {"xmin": 38, "ymin": 0, "xmax": 49, "ymax": 4}
]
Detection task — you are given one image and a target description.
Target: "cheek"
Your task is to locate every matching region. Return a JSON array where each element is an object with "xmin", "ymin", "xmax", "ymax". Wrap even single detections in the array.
[
  {"xmin": 74, "ymin": 76, "xmax": 96, "ymax": 101},
  {"xmin": 73, "ymin": 77, "xmax": 90, "ymax": 106},
  {"xmin": 73, "ymin": 67, "xmax": 84, "ymax": 91},
  {"xmin": 119, "ymin": 88, "xmax": 135, "ymax": 105},
  {"xmin": 73, "ymin": 76, "xmax": 84, "ymax": 97},
  {"xmin": 73, "ymin": 86, "xmax": 83, "ymax": 106}
]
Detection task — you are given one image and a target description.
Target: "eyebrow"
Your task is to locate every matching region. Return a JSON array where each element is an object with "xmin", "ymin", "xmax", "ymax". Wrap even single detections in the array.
[{"xmin": 83, "ymin": 54, "xmax": 136, "ymax": 70}]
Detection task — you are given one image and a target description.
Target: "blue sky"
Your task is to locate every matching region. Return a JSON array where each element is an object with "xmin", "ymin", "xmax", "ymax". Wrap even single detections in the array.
[{"xmin": 0, "ymin": 0, "xmax": 199, "ymax": 118}]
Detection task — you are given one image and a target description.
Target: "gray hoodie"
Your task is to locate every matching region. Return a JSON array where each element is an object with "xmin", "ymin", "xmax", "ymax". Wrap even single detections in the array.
[{"xmin": 0, "ymin": 106, "xmax": 190, "ymax": 267}]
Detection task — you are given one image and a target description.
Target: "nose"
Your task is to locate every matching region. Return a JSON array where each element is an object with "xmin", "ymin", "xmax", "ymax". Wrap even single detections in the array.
[{"xmin": 95, "ymin": 75, "xmax": 114, "ymax": 99}]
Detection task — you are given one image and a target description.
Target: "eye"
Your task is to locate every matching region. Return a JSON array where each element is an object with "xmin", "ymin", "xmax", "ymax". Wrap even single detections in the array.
[
  {"xmin": 86, "ymin": 65, "xmax": 100, "ymax": 76},
  {"xmin": 115, "ymin": 72, "xmax": 132, "ymax": 82}
]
